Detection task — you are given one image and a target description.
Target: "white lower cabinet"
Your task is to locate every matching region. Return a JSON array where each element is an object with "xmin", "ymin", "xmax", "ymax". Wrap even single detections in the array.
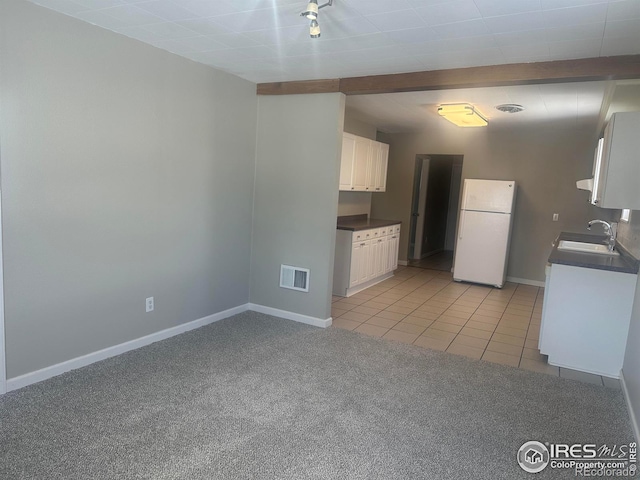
[
  {"xmin": 539, "ymin": 262, "xmax": 637, "ymax": 378},
  {"xmin": 333, "ymin": 224, "xmax": 401, "ymax": 297},
  {"xmin": 388, "ymin": 228, "xmax": 399, "ymax": 271},
  {"xmin": 349, "ymin": 239, "xmax": 370, "ymax": 287}
]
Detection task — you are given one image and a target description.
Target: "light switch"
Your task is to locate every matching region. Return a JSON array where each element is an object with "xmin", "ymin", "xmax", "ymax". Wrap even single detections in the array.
[{"xmin": 553, "ymin": 213, "xmax": 559, "ymax": 222}]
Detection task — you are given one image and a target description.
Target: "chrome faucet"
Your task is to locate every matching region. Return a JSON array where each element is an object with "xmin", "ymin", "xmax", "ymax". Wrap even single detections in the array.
[{"xmin": 587, "ymin": 219, "xmax": 616, "ymax": 252}]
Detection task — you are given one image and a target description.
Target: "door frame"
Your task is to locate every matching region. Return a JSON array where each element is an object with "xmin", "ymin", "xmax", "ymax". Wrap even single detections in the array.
[
  {"xmin": 408, "ymin": 156, "xmax": 430, "ymax": 260},
  {"xmin": 0, "ymin": 192, "xmax": 5, "ymax": 395}
]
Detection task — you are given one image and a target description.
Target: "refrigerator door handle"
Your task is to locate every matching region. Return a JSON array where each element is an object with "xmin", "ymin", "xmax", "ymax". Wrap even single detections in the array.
[{"xmin": 458, "ymin": 210, "xmax": 465, "ymax": 240}]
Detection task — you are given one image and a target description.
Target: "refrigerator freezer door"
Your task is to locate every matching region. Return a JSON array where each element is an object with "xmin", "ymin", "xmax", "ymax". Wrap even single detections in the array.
[
  {"xmin": 453, "ymin": 210, "xmax": 511, "ymax": 287},
  {"xmin": 461, "ymin": 179, "xmax": 516, "ymax": 214}
]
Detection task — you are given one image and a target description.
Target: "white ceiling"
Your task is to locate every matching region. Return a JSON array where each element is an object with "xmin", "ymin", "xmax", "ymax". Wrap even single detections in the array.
[
  {"xmin": 27, "ymin": 0, "xmax": 640, "ymax": 84},
  {"xmin": 345, "ymin": 81, "xmax": 614, "ymax": 132},
  {"xmin": 27, "ymin": 0, "xmax": 640, "ymax": 133}
]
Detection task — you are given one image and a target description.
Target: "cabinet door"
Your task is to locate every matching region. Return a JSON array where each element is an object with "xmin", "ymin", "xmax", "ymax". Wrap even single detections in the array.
[
  {"xmin": 388, "ymin": 230, "xmax": 399, "ymax": 271},
  {"xmin": 593, "ymin": 112, "xmax": 640, "ymax": 209},
  {"xmin": 380, "ymin": 235, "xmax": 390, "ymax": 274},
  {"xmin": 349, "ymin": 241, "xmax": 364, "ymax": 287},
  {"xmin": 370, "ymin": 237, "xmax": 381, "ymax": 279},
  {"xmin": 368, "ymin": 142, "xmax": 380, "ymax": 191},
  {"xmin": 359, "ymin": 240, "xmax": 372, "ymax": 283},
  {"xmin": 352, "ymin": 136, "xmax": 371, "ymax": 191},
  {"xmin": 373, "ymin": 142, "xmax": 389, "ymax": 192},
  {"xmin": 374, "ymin": 236, "xmax": 387, "ymax": 277},
  {"xmin": 339, "ymin": 133, "xmax": 357, "ymax": 191}
]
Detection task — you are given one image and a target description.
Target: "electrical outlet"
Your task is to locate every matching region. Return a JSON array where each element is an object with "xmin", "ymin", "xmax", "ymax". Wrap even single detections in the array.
[
  {"xmin": 146, "ymin": 297, "xmax": 154, "ymax": 313},
  {"xmin": 553, "ymin": 213, "xmax": 559, "ymax": 222}
]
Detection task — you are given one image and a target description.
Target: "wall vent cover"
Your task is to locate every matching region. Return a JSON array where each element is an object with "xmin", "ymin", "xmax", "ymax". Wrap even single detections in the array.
[{"xmin": 280, "ymin": 265, "xmax": 310, "ymax": 292}]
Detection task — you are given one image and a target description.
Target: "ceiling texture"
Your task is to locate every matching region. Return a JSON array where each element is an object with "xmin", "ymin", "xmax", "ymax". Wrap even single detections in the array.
[{"xmin": 26, "ymin": 0, "xmax": 640, "ymax": 132}]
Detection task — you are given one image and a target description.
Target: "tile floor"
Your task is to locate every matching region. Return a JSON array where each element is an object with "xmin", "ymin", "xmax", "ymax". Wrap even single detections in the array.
[
  {"xmin": 332, "ymin": 266, "xmax": 620, "ymax": 389},
  {"xmin": 407, "ymin": 250, "xmax": 454, "ymax": 272}
]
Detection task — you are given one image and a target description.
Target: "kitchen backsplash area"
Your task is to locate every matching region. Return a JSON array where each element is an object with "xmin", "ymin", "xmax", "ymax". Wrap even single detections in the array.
[
  {"xmin": 618, "ymin": 211, "xmax": 640, "ymax": 259},
  {"xmin": 337, "ymin": 191, "xmax": 372, "ymax": 217}
]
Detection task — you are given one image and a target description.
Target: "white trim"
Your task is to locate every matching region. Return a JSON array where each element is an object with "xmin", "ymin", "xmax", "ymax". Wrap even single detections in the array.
[
  {"xmin": 0, "ymin": 191, "xmax": 5, "ymax": 395},
  {"xmin": 620, "ymin": 369, "xmax": 640, "ymax": 443},
  {"xmin": 6, "ymin": 304, "xmax": 250, "ymax": 393},
  {"xmin": 3, "ymin": 302, "xmax": 335, "ymax": 393},
  {"xmin": 506, "ymin": 276, "xmax": 545, "ymax": 288},
  {"xmin": 343, "ymin": 272, "xmax": 394, "ymax": 297},
  {"xmin": 249, "ymin": 303, "xmax": 332, "ymax": 328}
]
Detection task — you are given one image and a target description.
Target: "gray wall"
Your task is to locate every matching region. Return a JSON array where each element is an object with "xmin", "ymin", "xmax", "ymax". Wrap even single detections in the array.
[
  {"xmin": 372, "ymin": 119, "xmax": 616, "ymax": 282},
  {"xmin": 0, "ymin": 0, "xmax": 258, "ymax": 378},
  {"xmin": 250, "ymin": 93, "xmax": 345, "ymax": 320},
  {"xmin": 621, "ymin": 211, "xmax": 640, "ymax": 438}
]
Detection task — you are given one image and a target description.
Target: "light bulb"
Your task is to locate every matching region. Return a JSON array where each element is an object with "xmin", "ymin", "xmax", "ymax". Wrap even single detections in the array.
[{"xmin": 310, "ymin": 19, "xmax": 321, "ymax": 38}]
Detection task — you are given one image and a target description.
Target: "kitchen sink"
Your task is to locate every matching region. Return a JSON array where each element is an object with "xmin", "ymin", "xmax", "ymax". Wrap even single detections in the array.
[{"xmin": 557, "ymin": 240, "xmax": 619, "ymax": 256}]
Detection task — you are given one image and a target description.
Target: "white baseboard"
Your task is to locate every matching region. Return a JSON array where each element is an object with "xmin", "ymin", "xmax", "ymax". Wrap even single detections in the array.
[
  {"xmin": 620, "ymin": 369, "xmax": 640, "ymax": 443},
  {"xmin": 506, "ymin": 276, "xmax": 545, "ymax": 288},
  {"xmin": 6, "ymin": 304, "xmax": 250, "ymax": 393},
  {"xmin": 249, "ymin": 303, "xmax": 332, "ymax": 328},
  {"xmin": 342, "ymin": 272, "xmax": 394, "ymax": 298},
  {"xmin": 5, "ymin": 303, "xmax": 332, "ymax": 393}
]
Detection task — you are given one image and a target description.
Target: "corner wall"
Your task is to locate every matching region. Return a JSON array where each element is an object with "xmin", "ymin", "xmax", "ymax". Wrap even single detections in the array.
[
  {"xmin": 250, "ymin": 93, "xmax": 345, "ymax": 321},
  {"xmin": 0, "ymin": 0, "xmax": 258, "ymax": 378}
]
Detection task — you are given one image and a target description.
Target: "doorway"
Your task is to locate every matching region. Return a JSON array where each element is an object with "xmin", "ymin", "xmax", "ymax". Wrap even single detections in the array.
[{"xmin": 408, "ymin": 154, "xmax": 463, "ymax": 271}]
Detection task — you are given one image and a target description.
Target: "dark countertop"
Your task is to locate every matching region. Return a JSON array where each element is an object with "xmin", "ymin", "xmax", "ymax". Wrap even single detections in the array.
[
  {"xmin": 548, "ymin": 231, "xmax": 639, "ymax": 274},
  {"xmin": 337, "ymin": 214, "xmax": 402, "ymax": 231}
]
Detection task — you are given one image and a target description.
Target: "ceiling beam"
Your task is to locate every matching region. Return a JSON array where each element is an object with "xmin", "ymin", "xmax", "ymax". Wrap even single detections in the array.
[
  {"xmin": 256, "ymin": 55, "xmax": 640, "ymax": 96},
  {"xmin": 256, "ymin": 78, "xmax": 340, "ymax": 95}
]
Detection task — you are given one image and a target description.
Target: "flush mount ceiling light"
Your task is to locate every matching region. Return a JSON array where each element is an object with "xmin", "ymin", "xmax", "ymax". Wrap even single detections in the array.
[
  {"xmin": 301, "ymin": 0, "xmax": 333, "ymax": 38},
  {"xmin": 438, "ymin": 104, "xmax": 488, "ymax": 127},
  {"xmin": 495, "ymin": 103, "xmax": 525, "ymax": 114}
]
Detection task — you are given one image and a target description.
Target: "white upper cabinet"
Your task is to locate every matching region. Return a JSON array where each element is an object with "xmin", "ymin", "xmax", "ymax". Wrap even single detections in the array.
[
  {"xmin": 370, "ymin": 142, "xmax": 389, "ymax": 192},
  {"xmin": 339, "ymin": 132, "xmax": 389, "ymax": 192},
  {"xmin": 339, "ymin": 133, "xmax": 356, "ymax": 191},
  {"xmin": 591, "ymin": 111, "xmax": 640, "ymax": 209},
  {"xmin": 352, "ymin": 135, "xmax": 371, "ymax": 191}
]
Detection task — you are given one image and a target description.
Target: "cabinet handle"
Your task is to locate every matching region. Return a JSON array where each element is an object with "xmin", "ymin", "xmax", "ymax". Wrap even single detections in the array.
[
  {"xmin": 360, "ymin": 243, "xmax": 366, "ymax": 246},
  {"xmin": 351, "ymin": 187, "xmax": 354, "ymax": 190},
  {"xmin": 376, "ymin": 188, "xmax": 380, "ymax": 190},
  {"xmin": 378, "ymin": 239, "xmax": 382, "ymax": 243}
]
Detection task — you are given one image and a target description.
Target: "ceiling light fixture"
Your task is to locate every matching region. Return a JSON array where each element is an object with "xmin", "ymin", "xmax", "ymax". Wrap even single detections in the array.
[
  {"xmin": 438, "ymin": 104, "xmax": 488, "ymax": 127},
  {"xmin": 300, "ymin": 0, "xmax": 333, "ymax": 38},
  {"xmin": 309, "ymin": 19, "xmax": 321, "ymax": 38},
  {"xmin": 302, "ymin": 0, "xmax": 319, "ymax": 19}
]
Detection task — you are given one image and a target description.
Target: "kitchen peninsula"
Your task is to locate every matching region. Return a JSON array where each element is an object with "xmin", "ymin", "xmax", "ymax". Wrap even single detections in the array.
[{"xmin": 540, "ymin": 231, "xmax": 639, "ymax": 377}]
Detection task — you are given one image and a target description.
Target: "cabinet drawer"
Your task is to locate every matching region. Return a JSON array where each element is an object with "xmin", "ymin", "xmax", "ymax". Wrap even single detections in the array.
[
  {"xmin": 353, "ymin": 230, "xmax": 375, "ymax": 242},
  {"xmin": 393, "ymin": 224, "xmax": 401, "ymax": 234},
  {"xmin": 379, "ymin": 226, "xmax": 388, "ymax": 236}
]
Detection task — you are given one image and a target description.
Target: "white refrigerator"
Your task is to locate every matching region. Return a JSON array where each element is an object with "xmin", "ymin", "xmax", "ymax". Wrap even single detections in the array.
[{"xmin": 453, "ymin": 179, "xmax": 517, "ymax": 288}]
